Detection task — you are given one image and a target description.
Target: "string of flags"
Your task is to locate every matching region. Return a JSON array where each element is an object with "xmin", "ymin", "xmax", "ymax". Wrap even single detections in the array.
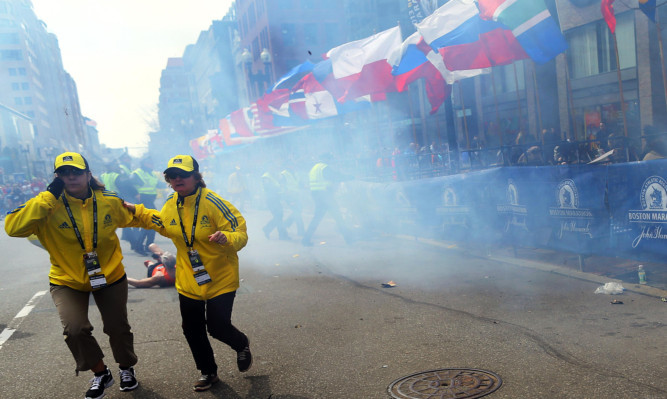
[{"xmin": 191, "ymin": 0, "xmax": 584, "ymax": 159}]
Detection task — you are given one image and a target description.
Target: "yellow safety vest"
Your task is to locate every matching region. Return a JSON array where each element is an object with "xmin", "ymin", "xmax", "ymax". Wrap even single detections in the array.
[
  {"xmin": 309, "ymin": 163, "xmax": 329, "ymax": 191},
  {"xmin": 100, "ymin": 172, "xmax": 119, "ymax": 192},
  {"xmin": 133, "ymin": 169, "xmax": 159, "ymax": 195},
  {"xmin": 281, "ymin": 170, "xmax": 299, "ymax": 193},
  {"xmin": 262, "ymin": 172, "xmax": 278, "ymax": 183}
]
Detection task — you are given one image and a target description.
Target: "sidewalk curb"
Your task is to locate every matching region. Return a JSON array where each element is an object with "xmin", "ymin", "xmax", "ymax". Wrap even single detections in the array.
[{"xmin": 400, "ymin": 235, "xmax": 667, "ymax": 299}]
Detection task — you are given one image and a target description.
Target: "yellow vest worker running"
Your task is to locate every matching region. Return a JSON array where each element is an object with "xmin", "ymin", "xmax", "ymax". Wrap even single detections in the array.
[{"xmin": 301, "ymin": 153, "xmax": 354, "ymax": 246}]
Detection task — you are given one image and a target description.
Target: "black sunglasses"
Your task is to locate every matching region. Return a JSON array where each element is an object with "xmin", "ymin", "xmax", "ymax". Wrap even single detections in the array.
[
  {"xmin": 166, "ymin": 170, "xmax": 193, "ymax": 179},
  {"xmin": 56, "ymin": 168, "xmax": 86, "ymax": 176}
]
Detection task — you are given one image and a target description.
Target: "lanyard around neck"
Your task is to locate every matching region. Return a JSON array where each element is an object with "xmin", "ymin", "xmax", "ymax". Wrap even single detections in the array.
[
  {"xmin": 61, "ymin": 190, "xmax": 97, "ymax": 251},
  {"xmin": 177, "ymin": 188, "xmax": 202, "ymax": 249}
]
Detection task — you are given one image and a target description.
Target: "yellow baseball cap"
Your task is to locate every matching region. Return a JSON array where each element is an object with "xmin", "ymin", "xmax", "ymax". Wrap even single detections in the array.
[
  {"xmin": 54, "ymin": 152, "xmax": 88, "ymax": 171},
  {"xmin": 164, "ymin": 155, "xmax": 198, "ymax": 173}
]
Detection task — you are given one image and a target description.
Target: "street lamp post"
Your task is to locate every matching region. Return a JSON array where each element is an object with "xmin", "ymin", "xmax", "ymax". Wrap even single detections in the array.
[
  {"xmin": 240, "ymin": 48, "xmax": 253, "ymax": 101},
  {"xmin": 260, "ymin": 48, "xmax": 273, "ymax": 91}
]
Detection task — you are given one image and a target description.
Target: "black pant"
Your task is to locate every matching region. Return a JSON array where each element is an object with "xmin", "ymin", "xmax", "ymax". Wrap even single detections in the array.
[
  {"xmin": 134, "ymin": 194, "xmax": 156, "ymax": 250},
  {"xmin": 179, "ymin": 291, "xmax": 248, "ymax": 375},
  {"xmin": 263, "ymin": 199, "xmax": 288, "ymax": 239},
  {"xmin": 283, "ymin": 195, "xmax": 304, "ymax": 236},
  {"xmin": 302, "ymin": 190, "xmax": 350, "ymax": 244},
  {"xmin": 133, "ymin": 228, "xmax": 155, "ymax": 250}
]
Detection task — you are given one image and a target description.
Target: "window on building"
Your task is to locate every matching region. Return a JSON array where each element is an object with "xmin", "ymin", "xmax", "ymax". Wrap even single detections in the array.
[
  {"xmin": 481, "ymin": 61, "xmax": 526, "ymax": 96},
  {"xmin": 252, "ymin": 37, "xmax": 260, "ymax": 59},
  {"xmin": 260, "ymin": 28, "xmax": 269, "ymax": 50},
  {"xmin": 304, "ymin": 23, "xmax": 318, "ymax": 45},
  {"xmin": 21, "ymin": 82, "xmax": 28, "ymax": 90},
  {"xmin": 0, "ymin": 17, "xmax": 14, "ymax": 27},
  {"xmin": 23, "ymin": 96, "xmax": 31, "ymax": 104},
  {"xmin": 497, "ymin": 62, "xmax": 525, "ymax": 93},
  {"xmin": 11, "ymin": 82, "xmax": 19, "ymax": 90},
  {"xmin": 281, "ymin": 23, "xmax": 296, "ymax": 47},
  {"xmin": 0, "ymin": 49, "xmax": 22, "ymax": 60},
  {"xmin": 14, "ymin": 97, "xmax": 22, "ymax": 105},
  {"xmin": 18, "ymin": 67, "xmax": 26, "ymax": 75},
  {"xmin": 0, "ymin": 32, "xmax": 18, "ymax": 44},
  {"xmin": 256, "ymin": 0, "xmax": 265, "ymax": 17},
  {"xmin": 248, "ymin": 3, "xmax": 256, "ymax": 27},
  {"xmin": 567, "ymin": 11, "xmax": 636, "ymax": 79}
]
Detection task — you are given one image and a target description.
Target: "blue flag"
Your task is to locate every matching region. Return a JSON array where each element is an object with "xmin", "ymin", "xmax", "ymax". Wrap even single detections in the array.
[{"xmin": 267, "ymin": 60, "xmax": 315, "ymax": 93}]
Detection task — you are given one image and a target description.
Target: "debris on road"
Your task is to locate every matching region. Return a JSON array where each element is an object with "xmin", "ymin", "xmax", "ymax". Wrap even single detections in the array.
[
  {"xmin": 610, "ymin": 299, "xmax": 624, "ymax": 305},
  {"xmin": 382, "ymin": 280, "xmax": 397, "ymax": 288}
]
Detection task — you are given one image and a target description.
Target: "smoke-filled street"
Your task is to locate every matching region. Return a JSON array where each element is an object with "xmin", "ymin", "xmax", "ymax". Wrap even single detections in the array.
[{"xmin": 1, "ymin": 210, "xmax": 665, "ymax": 399}]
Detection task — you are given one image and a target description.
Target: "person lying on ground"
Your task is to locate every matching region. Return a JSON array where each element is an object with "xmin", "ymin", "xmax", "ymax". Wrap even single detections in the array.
[{"xmin": 128, "ymin": 243, "xmax": 176, "ymax": 288}]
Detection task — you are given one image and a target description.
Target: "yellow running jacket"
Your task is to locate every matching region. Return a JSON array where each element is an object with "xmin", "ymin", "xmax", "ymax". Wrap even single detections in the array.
[
  {"xmin": 4, "ymin": 190, "xmax": 143, "ymax": 291},
  {"xmin": 131, "ymin": 187, "xmax": 247, "ymax": 300}
]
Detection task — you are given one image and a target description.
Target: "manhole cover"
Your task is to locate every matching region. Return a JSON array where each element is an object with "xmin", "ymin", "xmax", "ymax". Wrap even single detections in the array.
[{"xmin": 388, "ymin": 368, "xmax": 502, "ymax": 399}]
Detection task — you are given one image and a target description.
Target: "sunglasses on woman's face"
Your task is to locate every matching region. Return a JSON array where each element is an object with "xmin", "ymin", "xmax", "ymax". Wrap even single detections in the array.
[
  {"xmin": 166, "ymin": 170, "xmax": 193, "ymax": 180},
  {"xmin": 56, "ymin": 167, "xmax": 86, "ymax": 177}
]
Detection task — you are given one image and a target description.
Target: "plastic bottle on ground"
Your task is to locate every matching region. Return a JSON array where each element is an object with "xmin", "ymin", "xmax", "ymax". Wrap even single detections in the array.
[{"xmin": 638, "ymin": 265, "xmax": 647, "ymax": 285}]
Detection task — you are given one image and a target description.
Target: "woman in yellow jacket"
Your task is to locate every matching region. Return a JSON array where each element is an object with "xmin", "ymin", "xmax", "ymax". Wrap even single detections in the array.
[
  {"xmin": 129, "ymin": 155, "xmax": 251, "ymax": 392},
  {"xmin": 4, "ymin": 152, "xmax": 142, "ymax": 399}
]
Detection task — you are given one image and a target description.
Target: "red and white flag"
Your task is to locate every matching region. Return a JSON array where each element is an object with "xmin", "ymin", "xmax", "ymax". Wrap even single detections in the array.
[{"xmin": 325, "ymin": 26, "xmax": 402, "ymax": 102}]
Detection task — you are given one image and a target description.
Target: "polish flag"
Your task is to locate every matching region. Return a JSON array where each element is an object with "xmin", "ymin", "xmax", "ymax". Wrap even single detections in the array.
[{"xmin": 325, "ymin": 26, "xmax": 402, "ymax": 103}]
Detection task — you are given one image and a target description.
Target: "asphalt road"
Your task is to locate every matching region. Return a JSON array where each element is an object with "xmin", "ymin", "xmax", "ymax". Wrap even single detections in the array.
[{"xmin": 1, "ymin": 211, "xmax": 666, "ymax": 399}]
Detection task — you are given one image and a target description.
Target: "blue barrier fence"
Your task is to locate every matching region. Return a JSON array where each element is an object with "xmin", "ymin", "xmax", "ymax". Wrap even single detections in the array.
[{"xmin": 349, "ymin": 159, "xmax": 667, "ymax": 262}]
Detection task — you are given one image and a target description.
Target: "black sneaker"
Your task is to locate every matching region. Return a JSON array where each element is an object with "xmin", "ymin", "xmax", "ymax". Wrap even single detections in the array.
[
  {"xmin": 119, "ymin": 367, "xmax": 138, "ymax": 391},
  {"xmin": 85, "ymin": 367, "xmax": 114, "ymax": 399},
  {"xmin": 237, "ymin": 343, "xmax": 253, "ymax": 372},
  {"xmin": 193, "ymin": 373, "xmax": 219, "ymax": 391}
]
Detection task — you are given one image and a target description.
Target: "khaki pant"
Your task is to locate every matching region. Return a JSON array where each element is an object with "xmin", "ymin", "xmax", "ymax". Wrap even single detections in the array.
[{"xmin": 50, "ymin": 278, "xmax": 137, "ymax": 372}]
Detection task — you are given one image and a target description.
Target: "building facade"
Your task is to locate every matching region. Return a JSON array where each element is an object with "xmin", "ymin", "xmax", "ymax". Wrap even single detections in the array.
[
  {"xmin": 468, "ymin": 0, "xmax": 666, "ymax": 155},
  {"xmin": 152, "ymin": 57, "xmax": 200, "ymax": 156},
  {"xmin": 150, "ymin": 16, "xmax": 240, "ymax": 159},
  {"xmin": 234, "ymin": 0, "xmax": 347, "ymax": 103},
  {"xmin": 556, "ymin": 0, "xmax": 662, "ymax": 140},
  {"xmin": 0, "ymin": 0, "xmax": 91, "ymax": 178}
]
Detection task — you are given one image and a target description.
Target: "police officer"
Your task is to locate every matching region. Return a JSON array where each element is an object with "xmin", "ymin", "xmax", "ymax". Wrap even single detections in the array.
[
  {"xmin": 280, "ymin": 164, "xmax": 304, "ymax": 236},
  {"xmin": 130, "ymin": 157, "xmax": 160, "ymax": 254},
  {"xmin": 115, "ymin": 153, "xmax": 138, "ymax": 246},
  {"xmin": 261, "ymin": 169, "xmax": 289, "ymax": 240},
  {"xmin": 301, "ymin": 153, "xmax": 354, "ymax": 246}
]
